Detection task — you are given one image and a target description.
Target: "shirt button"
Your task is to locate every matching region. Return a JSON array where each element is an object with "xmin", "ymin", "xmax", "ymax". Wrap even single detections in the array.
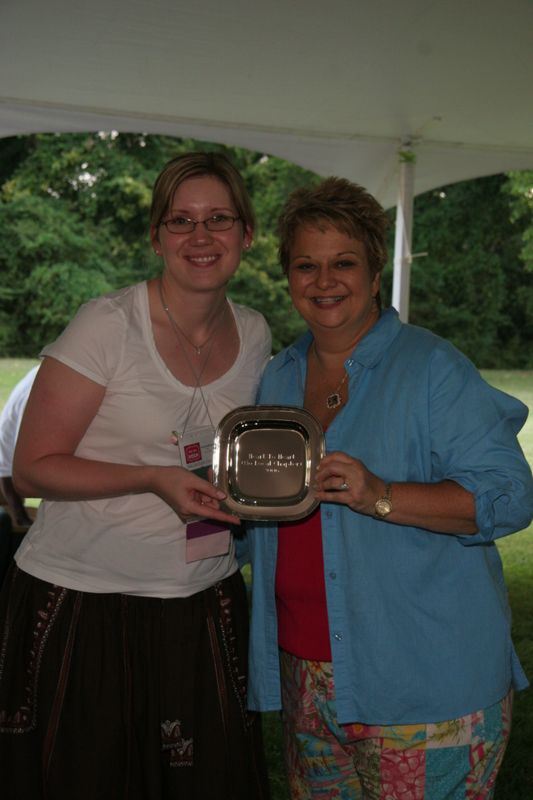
[
  {"xmin": 346, "ymin": 359, "xmax": 354, "ymax": 367},
  {"xmin": 326, "ymin": 511, "xmax": 333, "ymax": 519},
  {"xmin": 334, "ymin": 632, "xmax": 343, "ymax": 641},
  {"xmin": 329, "ymin": 572, "xmax": 337, "ymax": 580}
]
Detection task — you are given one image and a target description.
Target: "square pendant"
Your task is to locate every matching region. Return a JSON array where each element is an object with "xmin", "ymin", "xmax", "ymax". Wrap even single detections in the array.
[{"xmin": 326, "ymin": 393, "xmax": 342, "ymax": 409}]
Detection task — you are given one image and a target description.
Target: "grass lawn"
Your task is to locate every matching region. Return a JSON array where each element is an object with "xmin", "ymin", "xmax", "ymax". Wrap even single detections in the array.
[
  {"xmin": 484, "ymin": 370, "xmax": 533, "ymax": 799},
  {"xmin": 0, "ymin": 359, "xmax": 39, "ymax": 408},
  {"xmin": 1, "ymin": 361, "xmax": 531, "ymax": 797}
]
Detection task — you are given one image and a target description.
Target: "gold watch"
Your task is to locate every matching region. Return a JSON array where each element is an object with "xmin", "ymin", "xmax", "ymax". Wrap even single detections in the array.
[{"xmin": 374, "ymin": 482, "xmax": 392, "ymax": 518}]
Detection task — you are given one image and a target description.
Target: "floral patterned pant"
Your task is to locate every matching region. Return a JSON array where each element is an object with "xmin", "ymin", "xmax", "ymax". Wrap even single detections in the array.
[{"xmin": 280, "ymin": 651, "xmax": 512, "ymax": 800}]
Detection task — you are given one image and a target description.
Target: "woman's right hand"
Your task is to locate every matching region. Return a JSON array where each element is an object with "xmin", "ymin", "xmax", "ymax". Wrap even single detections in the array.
[{"xmin": 150, "ymin": 465, "xmax": 240, "ymax": 526}]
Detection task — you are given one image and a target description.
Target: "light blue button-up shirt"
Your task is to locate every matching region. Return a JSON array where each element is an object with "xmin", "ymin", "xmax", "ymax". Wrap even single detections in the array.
[{"xmin": 245, "ymin": 308, "xmax": 533, "ymax": 725}]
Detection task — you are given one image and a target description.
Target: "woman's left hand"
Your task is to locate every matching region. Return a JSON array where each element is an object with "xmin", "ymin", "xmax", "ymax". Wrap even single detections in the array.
[{"xmin": 314, "ymin": 451, "xmax": 383, "ymax": 516}]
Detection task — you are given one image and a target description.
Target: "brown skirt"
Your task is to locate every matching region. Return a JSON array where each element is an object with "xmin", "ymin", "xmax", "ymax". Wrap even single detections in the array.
[{"xmin": 0, "ymin": 565, "xmax": 270, "ymax": 800}]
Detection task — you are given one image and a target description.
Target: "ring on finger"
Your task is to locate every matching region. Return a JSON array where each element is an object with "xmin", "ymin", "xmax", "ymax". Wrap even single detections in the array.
[{"xmin": 338, "ymin": 481, "xmax": 349, "ymax": 491}]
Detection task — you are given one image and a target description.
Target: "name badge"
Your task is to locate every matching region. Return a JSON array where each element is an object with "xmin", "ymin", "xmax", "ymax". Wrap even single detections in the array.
[
  {"xmin": 176, "ymin": 425, "xmax": 215, "ymax": 473},
  {"xmin": 175, "ymin": 425, "xmax": 230, "ymax": 561}
]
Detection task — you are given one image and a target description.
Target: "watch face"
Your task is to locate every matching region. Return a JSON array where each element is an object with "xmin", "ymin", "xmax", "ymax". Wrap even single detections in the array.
[
  {"xmin": 213, "ymin": 405, "xmax": 325, "ymax": 520},
  {"xmin": 375, "ymin": 498, "xmax": 392, "ymax": 517}
]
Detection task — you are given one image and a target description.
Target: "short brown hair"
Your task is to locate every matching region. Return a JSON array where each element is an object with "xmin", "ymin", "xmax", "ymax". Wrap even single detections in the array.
[
  {"xmin": 278, "ymin": 177, "xmax": 389, "ymax": 277},
  {"xmin": 150, "ymin": 151, "xmax": 255, "ymax": 233}
]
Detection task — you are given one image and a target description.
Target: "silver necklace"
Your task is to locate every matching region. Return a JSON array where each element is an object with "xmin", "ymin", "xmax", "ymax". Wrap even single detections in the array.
[
  {"xmin": 312, "ymin": 342, "xmax": 349, "ymax": 409},
  {"xmin": 158, "ymin": 279, "xmax": 227, "ymax": 356},
  {"xmin": 158, "ymin": 280, "xmax": 220, "ymax": 435}
]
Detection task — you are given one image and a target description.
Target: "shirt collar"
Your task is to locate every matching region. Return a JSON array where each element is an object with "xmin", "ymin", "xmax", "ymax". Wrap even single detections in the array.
[{"xmin": 277, "ymin": 307, "xmax": 403, "ymax": 371}]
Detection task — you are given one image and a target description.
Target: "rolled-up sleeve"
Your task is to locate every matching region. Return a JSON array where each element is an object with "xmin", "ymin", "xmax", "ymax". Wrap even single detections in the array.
[{"xmin": 428, "ymin": 344, "xmax": 533, "ymax": 543}]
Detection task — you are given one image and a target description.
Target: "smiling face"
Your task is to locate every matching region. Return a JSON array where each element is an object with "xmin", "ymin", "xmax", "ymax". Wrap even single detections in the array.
[
  {"xmin": 151, "ymin": 175, "xmax": 252, "ymax": 296},
  {"xmin": 287, "ymin": 223, "xmax": 381, "ymax": 342}
]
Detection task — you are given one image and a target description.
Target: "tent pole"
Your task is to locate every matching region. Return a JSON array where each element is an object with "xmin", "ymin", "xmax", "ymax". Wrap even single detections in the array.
[{"xmin": 391, "ymin": 146, "xmax": 415, "ymax": 322}]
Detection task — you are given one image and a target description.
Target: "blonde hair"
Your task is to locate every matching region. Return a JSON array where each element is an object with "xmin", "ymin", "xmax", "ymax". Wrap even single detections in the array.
[{"xmin": 150, "ymin": 151, "xmax": 255, "ymax": 233}]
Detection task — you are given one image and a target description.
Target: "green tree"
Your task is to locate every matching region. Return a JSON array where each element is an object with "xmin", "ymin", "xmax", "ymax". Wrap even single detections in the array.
[
  {"xmin": 0, "ymin": 132, "xmax": 317, "ymax": 354},
  {"xmin": 228, "ymin": 235, "xmax": 306, "ymax": 352},
  {"xmin": 404, "ymin": 175, "xmax": 532, "ymax": 367},
  {"xmin": 505, "ymin": 170, "xmax": 533, "ymax": 269},
  {"xmin": 244, "ymin": 154, "xmax": 320, "ymax": 235},
  {"xmin": 1, "ymin": 133, "xmax": 531, "ymax": 364},
  {"xmin": 0, "ymin": 194, "xmax": 114, "ymax": 354},
  {"xmin": 504, "ymin": 171, "xmax": 533, "ymax": 344}
]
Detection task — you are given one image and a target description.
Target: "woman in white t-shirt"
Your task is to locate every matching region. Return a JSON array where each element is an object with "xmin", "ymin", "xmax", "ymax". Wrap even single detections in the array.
[{"xmin": 0, "ymin": 153, "xmax": 271, "ymax": 799}]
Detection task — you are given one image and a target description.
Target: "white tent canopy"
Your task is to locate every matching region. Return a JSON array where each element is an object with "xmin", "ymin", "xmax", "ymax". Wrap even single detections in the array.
[{"xmin": 1, "ymin": 0, "xmax": 532, "ymax": 313}]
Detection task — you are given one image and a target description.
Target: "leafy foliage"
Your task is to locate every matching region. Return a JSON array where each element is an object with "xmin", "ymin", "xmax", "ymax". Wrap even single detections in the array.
[
  {"xmin": 505, "ymin": 170, "xmax": 533, "ymax": 271},
  {"xmin": 0, "ymin": 194, "xmax": 114, "ymax": 354},
  {"xmin": 0, "ymin": 133, "xmax": 531, "ymax": 365},
  {"xmin": 228, "ymin": 235, "xmax": 306, "ymax": 352},
  {"xmin": 389, "ymin": 175, "xmax": 533, "ymax": 367}
]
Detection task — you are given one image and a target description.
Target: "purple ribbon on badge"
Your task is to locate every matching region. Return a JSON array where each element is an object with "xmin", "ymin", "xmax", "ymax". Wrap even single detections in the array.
[
  {"xmin": 185, "ymin": 520, "xmax": 231, "ymax": 562},
  {"xmin": 186, "ymin": 520, "xmax": 228, "ymax": 539}
]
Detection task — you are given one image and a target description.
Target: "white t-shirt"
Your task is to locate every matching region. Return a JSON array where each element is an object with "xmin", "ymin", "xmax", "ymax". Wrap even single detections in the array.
[
  {"xmin": 16, "ymin": 282, "xmax": 271, "ymax": 597},
  {"xmin": 0, "ymin": 365, "xmax": 39, "ymax": 477}
]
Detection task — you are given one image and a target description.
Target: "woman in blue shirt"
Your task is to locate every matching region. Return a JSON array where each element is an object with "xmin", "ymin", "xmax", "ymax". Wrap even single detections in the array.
[{"xmin": 245, "ymin": 177, "xmax": 533, "ymax": 799}]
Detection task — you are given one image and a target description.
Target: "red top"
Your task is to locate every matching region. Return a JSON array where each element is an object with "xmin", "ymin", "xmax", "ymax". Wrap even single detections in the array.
[{"xmin": 275, "ymin": 506, "xmax": 332, "ymax": 661}]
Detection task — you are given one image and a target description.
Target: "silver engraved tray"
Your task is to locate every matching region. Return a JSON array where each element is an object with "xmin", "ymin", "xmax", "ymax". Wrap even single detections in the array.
[{"xmin": 213, "ymin": 405, "xmax": 325, "ymax": 521}]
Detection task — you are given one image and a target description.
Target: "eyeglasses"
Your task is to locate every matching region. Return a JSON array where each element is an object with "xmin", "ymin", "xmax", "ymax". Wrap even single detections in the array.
[{"xmin": 160, "ymin": 214, "xmax": 241, "ymax": 235}]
